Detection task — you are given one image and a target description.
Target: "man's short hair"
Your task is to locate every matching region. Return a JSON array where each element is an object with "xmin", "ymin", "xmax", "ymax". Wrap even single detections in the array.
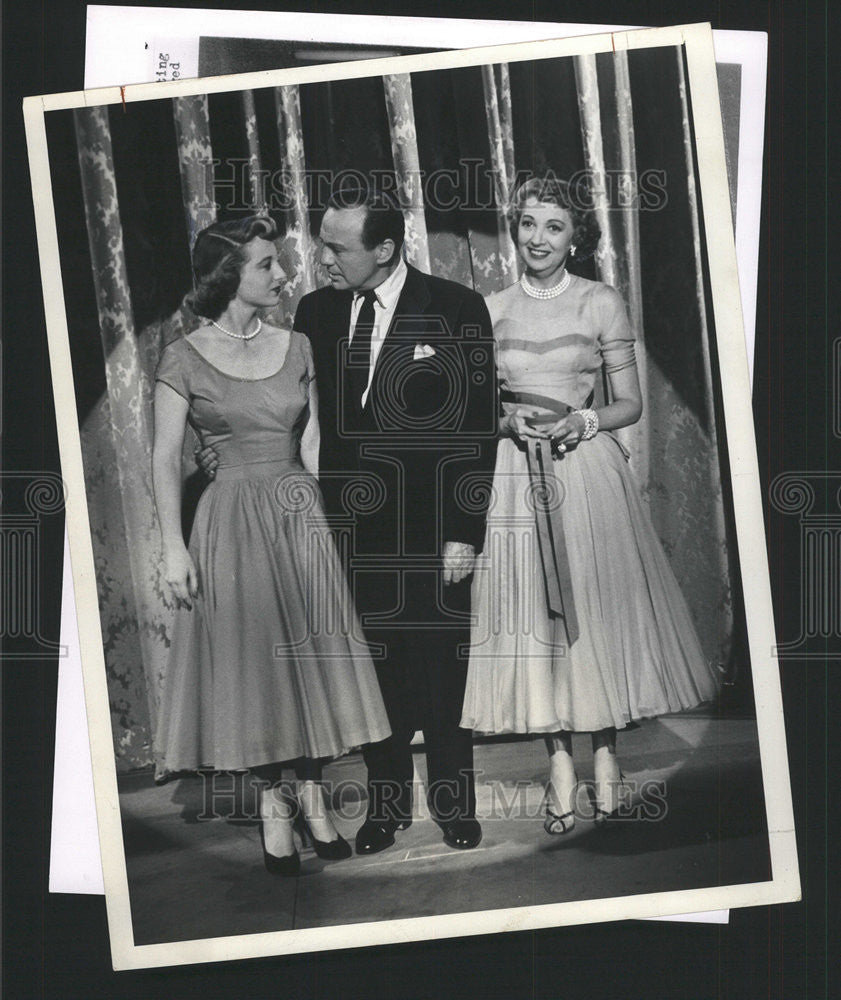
[{"xmin": 327, "ymin": 178, "xmax": 405, "ymax": 265}]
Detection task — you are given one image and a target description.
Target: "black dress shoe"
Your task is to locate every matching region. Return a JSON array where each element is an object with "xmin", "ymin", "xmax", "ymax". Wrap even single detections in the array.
[
  {"xmin": 440, "ymin": 817, "xmax": 482, "ymax": 850},
  {"xmin": 394, "ymin": 818, "xmax": 413, "ymax": 832},
  {"xmin": 355, "ymin": 819, "xmax": 396, "ymax": 855}
]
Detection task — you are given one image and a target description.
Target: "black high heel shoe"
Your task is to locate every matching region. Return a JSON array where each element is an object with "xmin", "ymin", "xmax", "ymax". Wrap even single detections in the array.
[
  {"xmin": 259, "ymin": 822, "xmax": 300, "ymax": 876},
  {"xmin": 296, "ymin": 814, "xmax": 352, "ymax": 860}
]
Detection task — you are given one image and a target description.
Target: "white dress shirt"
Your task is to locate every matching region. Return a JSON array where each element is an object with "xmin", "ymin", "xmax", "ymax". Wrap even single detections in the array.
[{"xmin": 348, "ymin": 256, "xmax": 408, "ymax": 408}]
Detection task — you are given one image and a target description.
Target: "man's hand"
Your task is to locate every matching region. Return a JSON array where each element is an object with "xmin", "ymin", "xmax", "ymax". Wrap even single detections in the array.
[
  {"xmin": 195, "ymin": 443, "xmax": 219, "ymax": 479},
  {"xmin": 442, "ymin": 541, "xmax": 476, "ymax": 585}
]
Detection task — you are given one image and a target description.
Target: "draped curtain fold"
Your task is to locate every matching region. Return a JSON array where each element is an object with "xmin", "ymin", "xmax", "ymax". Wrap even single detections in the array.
[
  {"xmin": 574, "ymin": 53, "xmax": 650, "ymax": 484},
  {"xmin": 274, "ymin": 84, "xmax": 316, "ymax": 317},
  {"xmin": 72, "ymin": 50, "xmax": 732, "ymax": 769},
  {"xmin": 241, "ymin": 89, "xmax": 268, "ymax": 214},
  {"xmin": 382, "ymin": 74, "xmax": 431, "ymax": 272},
  {"xmin": 672, "ymin": 49, "xmax": 733, "ymax": 668},
  {"xmin": 481, "ymin": 65, "xmax": 518, "ymax": 285},
  {"xmin": 172, "ymin": 96, "xmax": 217, "ymax": 250},
  {"xmin": 74, "ymin": 107, "xmax": 173, "ymax": 761}
]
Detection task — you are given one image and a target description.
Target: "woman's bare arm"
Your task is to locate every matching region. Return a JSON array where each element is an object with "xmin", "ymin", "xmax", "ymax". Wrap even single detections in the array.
[{"xmin": 152, "ymin": 381, "xmax": 199, "ymax": 603}]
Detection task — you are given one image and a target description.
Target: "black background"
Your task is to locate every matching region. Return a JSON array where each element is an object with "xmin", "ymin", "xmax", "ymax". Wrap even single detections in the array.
[{"xmin": 2, "ymin": 1, "xmax": 835, "ymax": 996}]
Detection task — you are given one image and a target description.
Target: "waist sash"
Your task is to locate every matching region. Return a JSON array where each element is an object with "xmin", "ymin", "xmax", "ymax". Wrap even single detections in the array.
[
  {"xmin": 213, "ymin": 458, "xmax": 301, "ymax": 481},
  {"xmin": 500, "ymin": 389, "xmax": 593, "ymax": 647}
]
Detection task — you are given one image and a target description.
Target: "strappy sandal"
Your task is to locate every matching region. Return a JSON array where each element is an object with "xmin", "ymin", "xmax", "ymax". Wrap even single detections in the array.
[
  {"xmin": 544, "ymin": 805, "xmax": 576, "ymax": 836},
  {"xmin": 592, "ymin": 771, "xmax": 628, "ymax": 829}
]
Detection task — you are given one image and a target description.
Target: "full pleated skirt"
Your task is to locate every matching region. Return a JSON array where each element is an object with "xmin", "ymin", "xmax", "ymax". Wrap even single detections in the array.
[
  {"xmin": 155, "ymin": 470, "xmax": 391, "ymax": 773},
  {"xmin": 461, "ymin": 435, "xmax": 720, "ymax": 734}
]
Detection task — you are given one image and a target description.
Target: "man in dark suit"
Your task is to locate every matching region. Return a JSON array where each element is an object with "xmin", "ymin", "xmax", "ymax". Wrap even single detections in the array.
[{"xmin": 294, "ymin": 182, "xmax": 497, "ymax": 854}]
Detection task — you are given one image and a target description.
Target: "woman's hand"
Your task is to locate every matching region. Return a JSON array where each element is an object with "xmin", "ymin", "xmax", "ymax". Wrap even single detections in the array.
[
  {"xmin": 501, "ymin": 408, "xmax": 552, "ymax": 442},
  {"xmin": 163, "ymin": 544, "xmax": 200, "ymax": 607},
  {"xmin": 542, "ymin": 412, "xmax": 587, "ymax": 451}
]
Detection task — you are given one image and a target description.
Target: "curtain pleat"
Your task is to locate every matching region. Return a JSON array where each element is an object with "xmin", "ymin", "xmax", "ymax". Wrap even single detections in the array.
[
  {"xmin": 274, "ymin": 84, "xmax": 317, "ymax": 318},
  {"xmin": 449, "ymin": 69, "xmax": 510, "ymax": 296},
  {"xmin": 172, "ymin": 96, "xmax": 217, "ymax": 250},
  {"xmin": 676, "ymin": 48, "xmax": 733, "ymax": 666},
  {"xmin": 496, "ymin": 64, "xmax": 516, "ymax": 192},
  {"xmin": 74, "ymin": 106, "xmax": 171, "ymax": 755},
  {"xmin": 482, "ymin": 65, "xmax": 518, "ymax": 285},
  {"xmin": 241, "ymin": 90, "xmax": 268, "ymax": 213},
  {"xmin": 574, "ymin": 53, "xmax": 650, "ymax": 486},
  {"xmin": 382, "ymin": 74, "xmax": 431, "ymax": 272}
]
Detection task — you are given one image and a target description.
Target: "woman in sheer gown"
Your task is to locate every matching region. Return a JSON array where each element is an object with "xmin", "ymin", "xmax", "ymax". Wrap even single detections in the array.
[{"xmin": 461, "ymin": 179, "xmax": 720, "ymax": 833}]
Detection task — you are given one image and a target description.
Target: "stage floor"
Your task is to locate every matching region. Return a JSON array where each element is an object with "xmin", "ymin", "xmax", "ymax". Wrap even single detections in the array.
[{"xmin": 119, "ymin": 714, "xmax": 769, "ymax": 945}]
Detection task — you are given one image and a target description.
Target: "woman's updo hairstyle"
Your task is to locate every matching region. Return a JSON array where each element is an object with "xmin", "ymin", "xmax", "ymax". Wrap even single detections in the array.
[
  {"xmin": 508, "ymin": 175, "xmax": 601, "ymax": 262},
  {"xmin": 189, "ymin": 215, "xmax": 279, "ymax": 320}
]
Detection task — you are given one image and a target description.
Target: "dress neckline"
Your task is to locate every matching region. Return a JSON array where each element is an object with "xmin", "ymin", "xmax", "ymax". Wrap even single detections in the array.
[{"xmin": 182, "ymin": 330, "xmax": 295, "ymax": 382}]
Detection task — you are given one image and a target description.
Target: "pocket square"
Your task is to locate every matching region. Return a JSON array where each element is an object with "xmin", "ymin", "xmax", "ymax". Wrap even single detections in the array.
[{"xmin": 413, "ymin": 343, "xmax": 436, "ymax": 360}]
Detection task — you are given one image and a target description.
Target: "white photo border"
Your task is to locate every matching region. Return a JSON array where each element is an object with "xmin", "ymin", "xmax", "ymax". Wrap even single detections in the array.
[{"xmin": 24, "ymin": 21, "xmax": 799, "ymax": 970}]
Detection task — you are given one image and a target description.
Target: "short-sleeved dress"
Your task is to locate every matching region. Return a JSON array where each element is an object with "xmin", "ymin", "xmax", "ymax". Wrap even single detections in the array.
[
  {"xmin": 154, "ymin": 332, "xmax": 391, "ymax": 773},
  {"xmin": 461, "ymin": 276, "xmax": 721, "ymax": 734}
]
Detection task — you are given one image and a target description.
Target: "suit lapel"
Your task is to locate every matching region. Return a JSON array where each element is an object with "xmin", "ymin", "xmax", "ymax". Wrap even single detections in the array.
[
  {"xmin": 367, "ymin": 265, "xmax": 432, "ymax": 407},
  {"xmin": 319, "ymin": 289, "xmax": 357, "ymax": 425}
]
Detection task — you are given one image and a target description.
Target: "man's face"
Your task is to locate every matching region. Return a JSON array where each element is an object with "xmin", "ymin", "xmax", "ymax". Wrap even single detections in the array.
[{"xmin": 317, "ymin": 206, "xmax": 387, "ymax": 292}]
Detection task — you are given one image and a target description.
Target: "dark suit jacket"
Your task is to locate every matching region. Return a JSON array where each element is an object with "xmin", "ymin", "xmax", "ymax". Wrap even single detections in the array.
[{"xmin": 293, "ymin": 264, "xmax": 498, "ymax": 572}]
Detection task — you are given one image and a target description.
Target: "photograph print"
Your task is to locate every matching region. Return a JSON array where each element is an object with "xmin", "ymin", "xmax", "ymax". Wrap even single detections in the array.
[{"xmin": 25, "ymin": 23, "xmax": 798, "ymax": 970}]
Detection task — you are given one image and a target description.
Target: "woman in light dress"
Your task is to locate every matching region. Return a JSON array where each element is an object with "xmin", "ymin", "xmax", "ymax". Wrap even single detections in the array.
[{"xmin": 461, "ymin": 178, "xmax": 720, "ymax": 833}]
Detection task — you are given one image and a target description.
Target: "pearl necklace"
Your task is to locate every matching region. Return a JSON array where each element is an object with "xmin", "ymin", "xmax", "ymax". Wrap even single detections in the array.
[
  {"xmin": 520, "ymin": 271, "xmax": 571, "ymax": 299},
  {"xmin": 211, "ymin": 317, "xmax": 262, "ymax": 341}
]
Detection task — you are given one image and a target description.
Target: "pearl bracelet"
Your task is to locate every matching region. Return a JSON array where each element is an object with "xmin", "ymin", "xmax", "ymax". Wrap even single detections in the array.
[{"xmin": 573, "ymin": 408, "xmax": 599, "ymax": 440}]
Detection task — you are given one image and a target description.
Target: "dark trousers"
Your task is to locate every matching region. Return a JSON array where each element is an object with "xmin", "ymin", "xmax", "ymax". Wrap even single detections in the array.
[
  {"xmin": 358, "ymin": 576, "xmax": 477, "ymax": 825},
  {"xmin": 362, "ymin": 720, "xmax": 476, "ymax": 825}
]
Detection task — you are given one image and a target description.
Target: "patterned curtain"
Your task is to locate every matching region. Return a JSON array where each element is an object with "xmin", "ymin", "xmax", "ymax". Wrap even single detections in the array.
[
  {"xmin": 172, "ymin": 96, "xmax": 216, "ymax": 251},
  {"xmin": 447, "ymin": 67, "xmax": 516, "ymax": 296},
  {"xmin": 242, "ymin": 89, "xmax": 269, "ymax": 214},
  {"xmin": 274, "ymin": 84, "xmax": 316, "ymax": 320},
  {"xmin": 71, "ymin": 51, "xmax": 732, "ymax": 768},
  {"xmin": 573, "ymin": 50, "xmax": 731, "ymax": 668},
  {"xmin": 382, "ymin": 74, "xmax": 431, "ymax": 271},
  {"xmin": 74, "ymin": 107, "xmax": 173, "ymax": 765},
  {"xmin": 574, "ymin": 52, "xmax": 650, "ymax": 484},
  {"xmin": 671, "ymin": 49, "xmax": 733, "ymax": 668},
  {"xmin": 481, "ymin": 64, "xmax": 518, "ymax": 285}
]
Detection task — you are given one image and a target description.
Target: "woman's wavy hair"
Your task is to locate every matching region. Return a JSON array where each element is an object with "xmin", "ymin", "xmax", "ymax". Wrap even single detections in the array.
[
  {"xmin": 188, "ymin": 215, "xmax": 279, "ymax": 320},
  {"xmin": 508, "ymin": 175, "xmax": 601, "ymax": 262}
]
